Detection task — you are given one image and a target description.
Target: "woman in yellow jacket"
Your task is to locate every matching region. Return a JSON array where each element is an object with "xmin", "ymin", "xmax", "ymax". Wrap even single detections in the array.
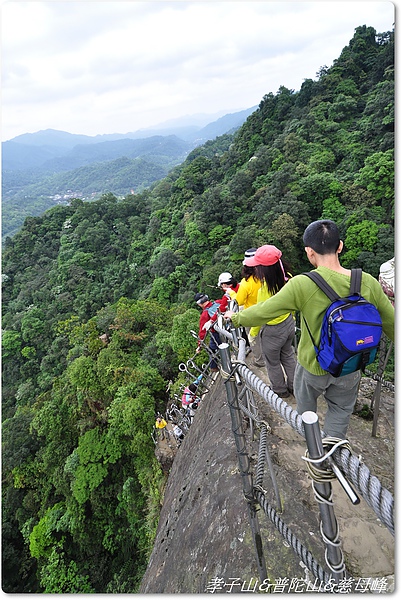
[
  {"xmin": 227, "ymin": 248, "xmax": 264, "ymax": 367},
  {"xmin": 243, "ymin": 245, "xmax": 296, "ymax": 398},
  {"xmin": 155, "ymin": 416, "xmax": 169, "ymax": 441}
]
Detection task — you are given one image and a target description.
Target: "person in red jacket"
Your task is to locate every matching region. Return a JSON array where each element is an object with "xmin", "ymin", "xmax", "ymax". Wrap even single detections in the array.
[
  {"xmin": 216, "ymin": 272, "xmax": 240, "ymax": 313},
  {"xmin": 194, "ymin": 293, "xmax": 221, "ymax": 372}
]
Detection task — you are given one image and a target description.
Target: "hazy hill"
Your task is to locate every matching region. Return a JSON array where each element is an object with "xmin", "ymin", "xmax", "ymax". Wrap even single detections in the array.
[
  {"xmin": 2, "ymin": 133, "xmax": 191, "ymax": 172},
  {"xmin": 7, "ymin": 129, "xmax": 97, "ymax": 149},
  {"xmin": 2, "ymin": 107, "xmax": 256, "ymax": 172},
  {"xmin": 144, "ymin": 107, "xmax": 258, "ymax": 142},
  {"xmin": 28, "ymin": 135, "xmax": 191, "ymax": 173},
  {"xmin": 1, "ymin": 154, "xmax": 176, "ymax": 240},
  {"xmin": 1, "ymin": 140, "xmax": 66, "ymax": 171},
  {"xmin": 2, "ymin": 107, "xmax": 256, "ymax": 239}
]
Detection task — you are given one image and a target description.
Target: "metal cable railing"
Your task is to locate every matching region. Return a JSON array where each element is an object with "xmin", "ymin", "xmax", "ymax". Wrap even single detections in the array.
[
  {"xmin": 161, "ymin": 319, "xmax": 393, "ymax": 589},
  {"xmin": 215, "ymin": 324, "xmax": 394, "ymax": 536},
  {"xmin": 218, "ymin": 340, "xmax": 394, "ymax": 589}
]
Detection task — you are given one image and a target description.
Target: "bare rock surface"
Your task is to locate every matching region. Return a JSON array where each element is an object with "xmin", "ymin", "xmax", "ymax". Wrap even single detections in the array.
[{"xmin": 140, "ymin": 363, "xmax": 394, "ymax": 594}]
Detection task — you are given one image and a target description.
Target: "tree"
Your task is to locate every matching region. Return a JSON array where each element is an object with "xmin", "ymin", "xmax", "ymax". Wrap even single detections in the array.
[
  {"xmin": 149, "ymin": 247, "xmax": 182, "ymax": 278},
  {"xmin": 2, "ymin": 330, "xmax": 22, "ymax": 360},
  {"xmin": 265, "ymin": 213, "xmax": 301, "ymax": 270},
  {"xmin": 39, "ymin": 549, "xmax": 95, "ymax": 593},
  {"xmin": 342, "ymin": 219, "xmax": 379, "ymax": 267},
  {"xmin": 355, "ymin": 150, "xmax": 394, "ymax": 222},
  {"xmin": 168, "ymin": 309, "xmax": 200, "ymax": 364}
]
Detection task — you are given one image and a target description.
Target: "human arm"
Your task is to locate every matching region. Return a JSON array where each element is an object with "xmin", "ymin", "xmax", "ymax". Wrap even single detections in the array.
[
  {"xmin": 217, "ymin": 294, "xmax": 229, "ymax": 313},
  {"xmin": 202, "ymin": 319, "xmax": 213, "ymax": 331},
  {"xmin": 198, "ymin": 310, "xmax": 210, "ymax": 343},
  {"xmin": 225, "ymin": 278, "xmax": 300, "ymax": 328}
]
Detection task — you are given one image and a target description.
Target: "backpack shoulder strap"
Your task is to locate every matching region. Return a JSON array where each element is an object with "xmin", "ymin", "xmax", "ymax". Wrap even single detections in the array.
[
  {"xmin": 206, "ymin": 301, "xmax": 219, "ymax": 318},
  {"xmin": 303, "ymin": 271, "xmax": 339, "ymax": 302},
  {"xmin": 350, "ymin": 268, "xmax": 362, "ymax": 295}
]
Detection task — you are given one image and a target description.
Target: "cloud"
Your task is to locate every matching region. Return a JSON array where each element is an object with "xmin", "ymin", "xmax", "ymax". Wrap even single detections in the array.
[{"xmin": 1, "ymin": 1, "xmax": 395, "ymax": 140}]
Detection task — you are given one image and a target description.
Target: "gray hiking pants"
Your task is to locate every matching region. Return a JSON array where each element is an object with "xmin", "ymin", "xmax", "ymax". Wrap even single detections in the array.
[
  {"xmin": 259, "ymin": 314, "xmax": 296, "ymax": 396},
  {"xmin": 294, "ymin": 363, "xmax": 361, "ymax": 438},
  {"xmin": 246, "ymin": 327, "xmax": 263, "ymax": 362}
]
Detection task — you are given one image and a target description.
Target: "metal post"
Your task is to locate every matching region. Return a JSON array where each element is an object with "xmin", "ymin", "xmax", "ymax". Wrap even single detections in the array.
[
  {"xmin": 237, "ymin": 337, "xmax": 247, "ymax": 364},
  {"xmin": 245, "ymin": 388, "xmax": 255, "ymax": 441},
  {"xmin": 255, "ymin": 423, "xmax": 283, "ymax": 513},
  {"xmin": 219, "ymin": 342, "xmax": 268, "ymax": 582},
  {"xmin": 302, "ymin": 411, "xmax": 346, "ymax": 583}
]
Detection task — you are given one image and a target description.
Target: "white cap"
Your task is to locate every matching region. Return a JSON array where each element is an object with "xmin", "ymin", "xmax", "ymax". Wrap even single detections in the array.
[{"xmin": 218, "ymin": 272, "xmax": 233, "ymax": 286}]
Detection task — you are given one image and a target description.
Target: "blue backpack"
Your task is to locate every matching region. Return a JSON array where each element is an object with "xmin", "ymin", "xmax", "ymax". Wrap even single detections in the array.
[
  {"xmin": 303, "ymin": 269, "xmax": 383, "ymax": 377},
  {"xmin": 206, "ymin": 301, "xmax": 220, "ymax": 319}
]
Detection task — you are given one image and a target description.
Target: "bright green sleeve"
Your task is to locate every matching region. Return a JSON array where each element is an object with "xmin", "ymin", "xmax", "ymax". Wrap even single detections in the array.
[{"xmin": 231, "ymin": 278, "xmax": 300, "ymax": 328}]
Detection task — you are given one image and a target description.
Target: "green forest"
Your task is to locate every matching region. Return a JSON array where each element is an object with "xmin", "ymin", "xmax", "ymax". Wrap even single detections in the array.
[
  {"xmin": 2, "ymin": 135, "xmax": 192, "ymax": 240},
  {"xmin": 2, "ymin": 26, "xmax": 394, "ymax": 592}
]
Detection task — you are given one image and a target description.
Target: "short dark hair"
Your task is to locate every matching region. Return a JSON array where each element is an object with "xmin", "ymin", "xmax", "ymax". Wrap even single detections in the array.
[
  {"xmin": 226, "ymin": 277, "xmax": 238, "ymax": 288},
  {"xmin": 303, "ymin": 220, "xmax": 340, "ymax": 255}
]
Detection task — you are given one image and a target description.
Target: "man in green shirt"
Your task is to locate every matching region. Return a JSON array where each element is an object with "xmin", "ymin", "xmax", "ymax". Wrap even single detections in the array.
[{"xmin": 224, "ymin": 220, "xmax": 394, "ymax": 439}]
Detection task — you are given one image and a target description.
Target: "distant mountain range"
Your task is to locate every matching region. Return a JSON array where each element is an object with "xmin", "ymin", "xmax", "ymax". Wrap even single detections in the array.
[
  {"xmin": 2, "ymin": 107, "xmax": 256, "ymax": 172},
  {"xmin": 3, "ymin": 135, "xmax": 191, "ymax": 173},
  {"xmin": 2, "ymin": 106, "xmax": 257, "ymax": 239}
]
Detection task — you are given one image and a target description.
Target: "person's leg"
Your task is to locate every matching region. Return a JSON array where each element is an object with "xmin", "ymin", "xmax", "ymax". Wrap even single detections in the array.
[
  {"xmin": 323, "ymin": 371, "xmax": 361, "ymax": 438},
  {"xmin": 248, "ymin": 328, "xmax": 264, "ymax": 365},
  {"xmin": 279, "ymin": 316, "xmax": 297, "ymax": 393},
  {"xmin": 208, "ymin": 331, "xmax": 221, "ymax": 370},
  {"xmin": 294, "ymin": 363, "xmax": 329, "ymax": 416},
  {"xmin": 260, "ymin": 323, "xmax": 288, "ymax": 395}
]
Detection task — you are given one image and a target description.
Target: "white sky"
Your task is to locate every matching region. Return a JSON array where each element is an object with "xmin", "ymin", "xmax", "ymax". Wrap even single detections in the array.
[{"xmin": 0, "ymin": 1, "xmax": 395, "ymax": 141}]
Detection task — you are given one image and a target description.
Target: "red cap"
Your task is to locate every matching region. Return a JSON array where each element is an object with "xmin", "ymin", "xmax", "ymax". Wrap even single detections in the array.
[{"xmin": 244, "ymin": 244, "xmax": 282, "ymax": 267}]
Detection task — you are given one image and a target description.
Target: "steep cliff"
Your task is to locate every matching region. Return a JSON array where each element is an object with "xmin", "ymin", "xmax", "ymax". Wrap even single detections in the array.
[{"xmin": 140, "ymin": 365, "xmax": 394, "ymax": 594}]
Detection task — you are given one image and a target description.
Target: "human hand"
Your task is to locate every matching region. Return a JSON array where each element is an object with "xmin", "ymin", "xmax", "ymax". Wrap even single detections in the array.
[
  {"xmin": 203, "ymin": 319, "xmax": 213, "ymax": 331},
  {"xmin": 224, "ymin": 310, "xmax": 234, "ymax": 320}
]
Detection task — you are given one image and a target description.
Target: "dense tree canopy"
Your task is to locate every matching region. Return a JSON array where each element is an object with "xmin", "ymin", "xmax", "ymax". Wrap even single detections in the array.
[{"xmin": 2, "ymin": 26, "xmax": 394, "ymax": 592}]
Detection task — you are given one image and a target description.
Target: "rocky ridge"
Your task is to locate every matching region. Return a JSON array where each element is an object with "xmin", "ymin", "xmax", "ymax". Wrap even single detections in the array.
[{"xmin": 139, "ymin": 360, "xmax": 395, "ymax": 594}]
